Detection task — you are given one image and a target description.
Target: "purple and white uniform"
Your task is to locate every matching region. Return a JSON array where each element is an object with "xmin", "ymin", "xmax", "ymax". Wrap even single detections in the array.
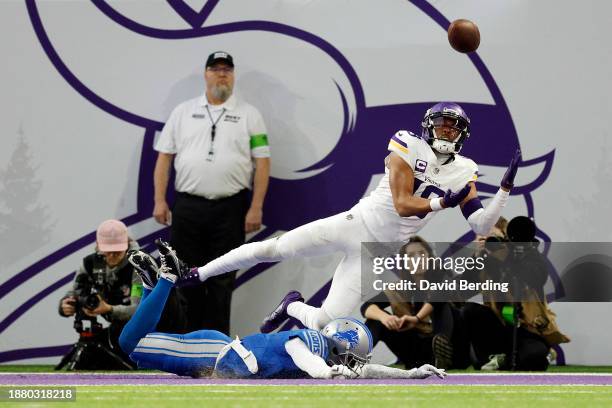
[
  {"xmin": 194, "ymin": 130, "xmax": 508, "ymax": 331},
  {"xmin": 359, "ymin": 130, "xmax": 478, "ymax": 242}
]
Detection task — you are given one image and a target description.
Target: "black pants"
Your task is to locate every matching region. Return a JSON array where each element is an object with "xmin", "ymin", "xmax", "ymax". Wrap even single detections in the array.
[
  {"xmin": 154, "ymin": 287, "xmax": 189, "ymax": 334},
  {"xmin": 462, "ymin": 302, "xmax": 550, "ymax": 371},
  {"xmin": 365, "ymin": 319, "xmax": 433, "ymax": 369},
  {"xmin": 170, "ymin": 190, "xmax": 248, "ymax": 334},
  {"xmin": 431, "ymin": 303, "xmax": 471, "ymax": 369}
]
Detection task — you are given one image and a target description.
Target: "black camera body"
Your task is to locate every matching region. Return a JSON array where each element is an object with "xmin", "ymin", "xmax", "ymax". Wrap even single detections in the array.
[
  {"xmin": 73, "ymin": 275, "xmax": 101, "ymax": 311},
  {"xmin": 71, "ymin": 254, "xmax": 110, "ymax": 334},
  {"xmin": 484, "ymin": 216, "xmax": 538, "ymax": 258}
]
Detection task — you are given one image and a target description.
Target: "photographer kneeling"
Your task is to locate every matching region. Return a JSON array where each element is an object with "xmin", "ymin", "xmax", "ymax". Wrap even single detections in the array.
[
  {"xmin": 57, "ymin": 219, "xmax": 140, "ymax": 370},
  {"xmin": 462, "ymin": 216, "xmax": 569, "ymax": 371}
]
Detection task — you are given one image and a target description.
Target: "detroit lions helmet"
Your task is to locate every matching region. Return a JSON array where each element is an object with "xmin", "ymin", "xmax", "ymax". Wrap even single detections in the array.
[
  {"xmin": 421, "ymin": 102, "xmax": 471, "ymax": 154},
  {"xmin": 321, "ymin": 318, "xmax": 373, "ymax": 371}
]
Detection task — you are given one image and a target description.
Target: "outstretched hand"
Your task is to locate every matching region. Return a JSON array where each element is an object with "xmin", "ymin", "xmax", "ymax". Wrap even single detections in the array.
[
  {"xmin": 442, "ymin": 183, "xmax": 471, "ymax": 208},
  {"xmin": 410, "ymin": 364, "xmax": 447, "ymax": 379},
  {"xmin": 330, "ymin": 364, "xmax": 358, "ymax": 379},
  {"xmin": 501, "ymin": 149, "xmax": 522, "ymax": 191}
]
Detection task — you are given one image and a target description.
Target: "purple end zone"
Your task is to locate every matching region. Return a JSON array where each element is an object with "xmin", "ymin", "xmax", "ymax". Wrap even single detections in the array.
[{"xmin": 1, "ymin": 373, "xmax": 612, "ymax": 386}]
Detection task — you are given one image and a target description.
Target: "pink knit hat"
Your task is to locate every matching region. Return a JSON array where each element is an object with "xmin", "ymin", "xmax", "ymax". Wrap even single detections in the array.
[{"xmin": 96, "ymin": 219, "xmax": 128, "ymax": 252}]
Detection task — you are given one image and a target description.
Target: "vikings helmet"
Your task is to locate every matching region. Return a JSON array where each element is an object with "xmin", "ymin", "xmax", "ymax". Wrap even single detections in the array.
[
  {"xmin": 421, "ymin": 102, "xmax": 471, "ymax": 154},
  {"xmin": 321, "ymin": 318, "xmax": 373, "ymax": 371}
]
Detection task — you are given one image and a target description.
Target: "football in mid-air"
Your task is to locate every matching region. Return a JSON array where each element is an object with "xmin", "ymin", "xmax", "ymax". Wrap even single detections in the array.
[{"xmin": 448, "ymin": 19, "xmax": 480, "ymax": 53}]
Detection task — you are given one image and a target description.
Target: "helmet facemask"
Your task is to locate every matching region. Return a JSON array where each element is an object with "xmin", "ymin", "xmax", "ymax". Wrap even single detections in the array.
[
  {"xmin": 421, "ymin": 105, "xmax": 471, "ymax": 154},
  {"xmin": 328, "ymin": 342, "xmax": 372, "ymax": 374},
  {"xmin": 321, "ymin": 318, "xmax": 373, "ymax": 376}
]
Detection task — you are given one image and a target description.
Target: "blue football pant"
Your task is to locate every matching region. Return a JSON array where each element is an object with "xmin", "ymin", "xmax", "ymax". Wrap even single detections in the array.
[{"xmin": 119, "ymin": 278, "xmax": 231, "ymax": 377}]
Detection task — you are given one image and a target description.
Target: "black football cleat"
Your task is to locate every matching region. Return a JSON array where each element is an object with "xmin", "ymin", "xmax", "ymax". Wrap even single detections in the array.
[{"xmin": 127, "ymin": 250, "xmax": 159, "ymax": 290}]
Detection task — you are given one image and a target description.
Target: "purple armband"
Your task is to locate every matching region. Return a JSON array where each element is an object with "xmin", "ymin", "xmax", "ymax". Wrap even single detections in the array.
[{"xmin": 461, "ymin": 197, "xmax": 483, "ymax": 219}]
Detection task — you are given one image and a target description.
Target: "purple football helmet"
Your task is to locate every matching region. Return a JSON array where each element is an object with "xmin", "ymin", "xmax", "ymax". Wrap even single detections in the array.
[{"xmin": 421, "ymin": 102, "xmax": 471, "ymax": 154}]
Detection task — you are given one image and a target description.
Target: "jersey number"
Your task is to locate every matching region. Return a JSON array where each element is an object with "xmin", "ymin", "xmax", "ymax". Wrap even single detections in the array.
[{"xmin": 413, "ymin": 179, "xmax": 445, "ymax": 219}]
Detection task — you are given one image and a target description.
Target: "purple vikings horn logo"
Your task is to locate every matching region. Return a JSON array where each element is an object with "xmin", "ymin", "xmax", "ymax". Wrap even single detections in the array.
[{"xmin": 0, "ymin": 0, "xmax": 559, "ymax": 362}]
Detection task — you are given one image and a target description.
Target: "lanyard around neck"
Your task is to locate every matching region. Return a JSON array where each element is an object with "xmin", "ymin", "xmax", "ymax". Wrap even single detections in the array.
[{"xmin": 205, "ymin": 105, "xmax": 226, "ymax": 159}]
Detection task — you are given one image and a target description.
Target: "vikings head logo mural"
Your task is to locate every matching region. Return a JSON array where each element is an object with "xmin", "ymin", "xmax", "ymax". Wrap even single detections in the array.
[{"xmin": 0, "ymin": 0, "xmax": 556, "ymax": 361}]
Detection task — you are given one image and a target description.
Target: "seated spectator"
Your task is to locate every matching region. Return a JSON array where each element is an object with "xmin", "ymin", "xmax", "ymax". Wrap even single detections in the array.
[
  {"xmin": 429, "ymin": 302, "xmax": 471, "ymax": 370},
  {"xmin": 361, "ymin": 237, "xmax": 435, "ymax": 369}
]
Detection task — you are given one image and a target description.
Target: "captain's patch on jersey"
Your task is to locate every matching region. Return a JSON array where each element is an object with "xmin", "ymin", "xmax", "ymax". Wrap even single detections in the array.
[{"xmin": 415, "ymin": 159, "xmax": 428, "ymax": 172}]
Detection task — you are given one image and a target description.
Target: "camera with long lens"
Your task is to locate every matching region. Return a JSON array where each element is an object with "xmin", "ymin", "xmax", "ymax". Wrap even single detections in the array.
[
  {"xmin": 506, "ymin": 216, "xmax": 537, "ymax": 258},
  {"xmin": 71, "ymin": 254, "xmax": 109, "ymax": 335},
  {"xmin": 492, "ymin": 216, "xmax": 540, "ymax": 322},
  {"xmin": 484, "ymin": 216, "xmax": 536, "ymax": 253},
  {"xmin": 74, "ymin": 276, "xmax": 100, "ymax": 310}
]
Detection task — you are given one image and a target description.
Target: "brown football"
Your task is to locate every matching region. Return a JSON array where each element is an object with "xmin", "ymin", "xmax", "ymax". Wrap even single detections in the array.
[{"xmin": 448, "ymin": 19, "xmax": 480, "ymax": 53}]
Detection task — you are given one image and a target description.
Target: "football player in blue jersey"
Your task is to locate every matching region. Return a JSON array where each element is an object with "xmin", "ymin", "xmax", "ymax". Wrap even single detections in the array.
[{"xmin": 119, "ymin": 245, "xmax": 447, "ymax": 380}]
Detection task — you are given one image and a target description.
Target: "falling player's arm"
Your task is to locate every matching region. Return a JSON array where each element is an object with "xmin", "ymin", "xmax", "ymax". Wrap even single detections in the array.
[
  {"xmin": 284, "ymin": 338, "xmax": 353, "ymax": 379},
  {"xmin": 459, "ymin": 149, "xmax": 521, "ymax": 235},
  {"xmin": 388, "ymin": 153, "xmax": 438, "ymax": 217},
  {"xmin": 285, "ymin": 338, "xmax": 446, "ymax": 380},
  {"xmin": 389, "ymin": 153, "xmax": 470, "ymax": 217},
  {"xmin": 356, "ymin": 363, "xmax": 447, "ymax": 379}
]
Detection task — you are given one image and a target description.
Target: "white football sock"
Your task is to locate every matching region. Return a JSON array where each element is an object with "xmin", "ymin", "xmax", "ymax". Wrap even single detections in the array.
[
  {"xmin": 197, "ymin": 239, "xmax": 282, "ymax": 281},
  {"xmin": 287, "ymin": 302, "xmax": 332, "ymax": 330}
]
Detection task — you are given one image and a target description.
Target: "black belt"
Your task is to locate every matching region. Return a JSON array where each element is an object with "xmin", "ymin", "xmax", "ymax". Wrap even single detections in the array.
[{"xmin": 176, "ymin": 189, "xmax": 247, "ymax": 203}]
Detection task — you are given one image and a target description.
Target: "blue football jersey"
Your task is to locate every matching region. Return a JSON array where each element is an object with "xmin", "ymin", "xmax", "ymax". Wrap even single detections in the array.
[{"xmin": 215, "ymin": 329, "xmax": 329, "ymax": 379}]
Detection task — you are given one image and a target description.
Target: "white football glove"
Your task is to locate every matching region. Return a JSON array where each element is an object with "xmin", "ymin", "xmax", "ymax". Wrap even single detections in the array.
[
  {"xmin": 329, "ymin": 365, "xmax": 358, "ymax": 379},
  {"xmin": 409, "ymin": 364, "xmax": 447, "ymax": 379}
]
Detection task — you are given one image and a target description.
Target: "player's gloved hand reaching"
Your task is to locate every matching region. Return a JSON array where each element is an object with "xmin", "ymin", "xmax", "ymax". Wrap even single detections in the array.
[
  {"xmin": 442, "ymin": 183, "xmax": 471, "ymax": 208},
  {"xmin": 330, "ymin": 364, "xmax": 358, "ymax": 379},
  {"xmin": 501, "ymin": 148, "xmax": 521, "ymax": 191},
  {"xmin": 408, "ymin": 364, "xmax": 447, "ymax": 379}
]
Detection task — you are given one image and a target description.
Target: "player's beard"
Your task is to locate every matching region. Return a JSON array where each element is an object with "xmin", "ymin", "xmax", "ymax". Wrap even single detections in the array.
[{"xmin": 210, "ymin": 83, "xmax": 232, "ymax": 103}]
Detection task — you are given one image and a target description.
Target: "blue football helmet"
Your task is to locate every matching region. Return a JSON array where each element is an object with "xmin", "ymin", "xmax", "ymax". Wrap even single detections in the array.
[
  {"xmin": 321, "ymin": 318, "xmax": 373, "ymax": 371},
  {"xmin": 421, "ymin": 102, "xmax": 471, "ymax": 154}
]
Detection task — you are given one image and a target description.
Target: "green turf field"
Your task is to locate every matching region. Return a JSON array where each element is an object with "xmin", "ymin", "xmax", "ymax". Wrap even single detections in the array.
[
  {"xmin": 2, "ymin": 366, "xmax": 612, "ymax": 407},
  {"xmin": 3, "ymin": 364, "xmax": 612, "ymax": 373},
  {"xmin": 2, "ymin": 385, "xmax": 612, "ymax": 408}
]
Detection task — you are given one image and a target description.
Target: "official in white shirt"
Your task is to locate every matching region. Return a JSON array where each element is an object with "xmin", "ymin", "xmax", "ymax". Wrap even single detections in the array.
[{"xmin": 153, "ymin": 51, "xmax": 271, "ymax": 334}]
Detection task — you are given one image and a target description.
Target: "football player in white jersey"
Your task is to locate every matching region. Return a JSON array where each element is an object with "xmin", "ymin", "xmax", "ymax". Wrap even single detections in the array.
[{"xmin": 167, "ymin": 102, "xmax": 520, "ymax": 332}]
